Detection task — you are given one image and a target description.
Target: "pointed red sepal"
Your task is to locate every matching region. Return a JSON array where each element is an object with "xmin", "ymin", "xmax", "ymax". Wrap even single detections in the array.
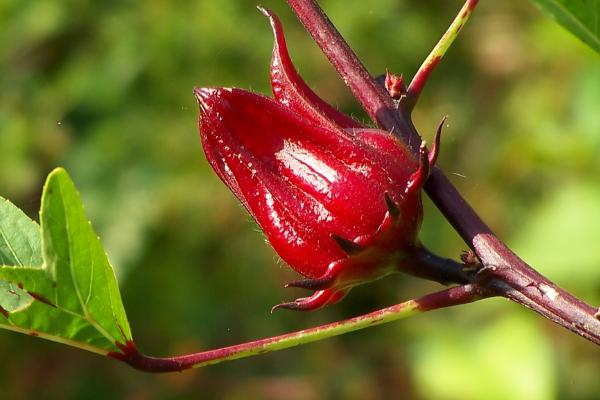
[
  {"xmin": 429, "ymin": 115, "xmax": 446, "ymax": 167},
  {"xmin": 404, "ymin": 117, "xmax": 445, "ymax": 194},
  {"xmin": 259, "ymin": 7, "xmax": 363, "ymax": 130},
  {"xmin": 285, "ymin": 275, "xmax": 335, "ymax": 290},
  {"xmin": 384, "ymin": 192, "xmax": 401, "ymax": 219},
  {"xmin": 405, "ymin": 141, "xmax": 430, "ymax": 195},
  {"xmin": 332, "ymin": 234, "xmax": 365, "ymax": 255},
  {"xmin": 271, "ymin": 289, "xmax": 348, "ymax": 312}
]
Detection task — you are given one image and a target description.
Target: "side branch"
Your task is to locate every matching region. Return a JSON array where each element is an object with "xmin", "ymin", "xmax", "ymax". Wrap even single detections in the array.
[
  {"xmin": 286, "ymin": 0, "xmax": 600, "ymax": 346},
  {"xmin": 403, "ymin": 0, "xmax": 479, "ymax": 112},
  {"xmin": 112, "ymin": 285, "xmax": 485, "ymax": 372}
]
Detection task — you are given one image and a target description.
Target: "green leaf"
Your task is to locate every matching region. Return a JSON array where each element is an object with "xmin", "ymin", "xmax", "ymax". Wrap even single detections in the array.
[
  {"xmin": 0, "ymin": 196, "xmax": 43, "ymax": 268},
  {"xmin": 0, "ymin": 196, "xmax": 41, "ymax": 321},
  {"xmin": 0, "ymin": 168, "xmax": 132, "ymax": 355},
  {"xmin": 531, "ymin": 0, "xmax": 600, "ymax": 54}
]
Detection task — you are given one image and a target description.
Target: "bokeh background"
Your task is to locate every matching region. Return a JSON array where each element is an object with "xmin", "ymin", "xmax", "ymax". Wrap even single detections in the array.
[{"xmin": 1, "ymin": 0, "xmax": 599, "ymax": 399}]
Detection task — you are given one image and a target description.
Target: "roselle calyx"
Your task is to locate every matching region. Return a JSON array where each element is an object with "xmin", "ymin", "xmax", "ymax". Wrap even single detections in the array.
[{"xmin": 194, "ymin": 9, "xmax": 442, "ymax": 311}]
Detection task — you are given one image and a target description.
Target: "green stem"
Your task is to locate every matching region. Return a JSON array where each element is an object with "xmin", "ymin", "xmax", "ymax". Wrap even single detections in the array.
[{"xmin": 403, "ymin": 0, "xmax": 479, "ymax": 112}]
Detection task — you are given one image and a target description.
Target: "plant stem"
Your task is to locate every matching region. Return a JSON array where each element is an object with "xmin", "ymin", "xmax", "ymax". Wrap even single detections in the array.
[
  {"xmin": 112, "ymin": 284, "xmax": 484, "ymax": 372},
  {"xmin": 403, "ymin": 0, "xmax": 479, "ymax": 112},
  {"xmin": 286, "ymin": 0, "xmax": 600, "ymax": 346},
  {"xmin": 284, "ymin": 0, "xmax": 410, "ymax": 143}
]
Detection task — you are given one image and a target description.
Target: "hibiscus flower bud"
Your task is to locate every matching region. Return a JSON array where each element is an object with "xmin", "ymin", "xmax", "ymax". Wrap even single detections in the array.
[{"xmin": 194, "ymin": 9, "xmax": 441, "ymax": 311}]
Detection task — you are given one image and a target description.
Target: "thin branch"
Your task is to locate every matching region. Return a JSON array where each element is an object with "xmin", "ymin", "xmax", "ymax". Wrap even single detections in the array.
[
  {"xmin": 285, "ymin": 0, "xmax": 415, "ymax": 147},
  {"xmin": 403, "ymin": 0, "xmax": 480, "ymax": 112},
  {"xmin": 112, "ymin": 285, "xmax": 485, "ymax": 372},
  {"xmin": 403, "ymin": 245, "xmax": 474, "ymax": 285},
  {"xmin": 286, "ymin": 0, "xmax": 600, "ymax": 346}
]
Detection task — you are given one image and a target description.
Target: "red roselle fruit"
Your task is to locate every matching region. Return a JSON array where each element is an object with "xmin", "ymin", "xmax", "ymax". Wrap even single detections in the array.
[{"xmin": 194, "ymin": 8, "xmax": 443, "ymax": 311}]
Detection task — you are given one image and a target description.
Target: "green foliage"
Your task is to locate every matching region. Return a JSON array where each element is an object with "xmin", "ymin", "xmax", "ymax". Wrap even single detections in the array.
[
  {"xmin": 531, "ymin": 0, "xmax": 600, "ymax": 53},
  {"xmin": 0, "ymin": 196, "xmax": 39, "ymax": 314},
  {"xmin": 1, "ymin": 0, "xmax": 600, "ymax": 398},
  {"xmin": 0, "ymin": 196, "xmax": 42, "ymax": 268},
  {"xmin": 0, "ymin": 168, "xmax": 131, "ymax": 355},
  {"xmin": 513, "ymin": 182, "xmax": 600, "ymax": 295},
  {"xmin": 413, "ymin": 310, "xmax": 555, "ymax": 400}
]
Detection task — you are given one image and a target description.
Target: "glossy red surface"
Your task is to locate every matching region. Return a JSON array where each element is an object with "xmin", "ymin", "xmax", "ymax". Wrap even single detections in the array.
[{"xmin": 195, "ymin": 10, "xmax": 427, "ymax": 310}]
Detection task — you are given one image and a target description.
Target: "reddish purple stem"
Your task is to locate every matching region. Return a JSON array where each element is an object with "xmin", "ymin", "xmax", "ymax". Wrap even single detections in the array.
[{"xmin": 110, "ymin": 284, "xmax": 484, "ymax": 373}]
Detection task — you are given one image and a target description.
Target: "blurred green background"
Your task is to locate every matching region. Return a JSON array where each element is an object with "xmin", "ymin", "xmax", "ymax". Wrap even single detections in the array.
[{"xmin": 1, "ymin": 0, "xmax": 599, "ymax": 399}]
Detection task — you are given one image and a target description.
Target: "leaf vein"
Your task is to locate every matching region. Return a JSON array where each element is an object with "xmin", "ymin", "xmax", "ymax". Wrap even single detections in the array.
[
  {"xmin": 543, "ymin": 0, "xmax": 600, "ymax": 50},
  {"xmin": 0, "ymin": 226, "xmax": 24, "ymax": 267},
  {"xmin": 55, "ymin": 180, "xmax": 116, "ymax": 344}
]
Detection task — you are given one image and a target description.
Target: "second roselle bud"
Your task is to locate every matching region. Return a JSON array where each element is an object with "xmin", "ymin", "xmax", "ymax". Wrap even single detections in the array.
[{"xmin": 385, "ymin": 71, "xmax": 407, "ymax": 100}]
